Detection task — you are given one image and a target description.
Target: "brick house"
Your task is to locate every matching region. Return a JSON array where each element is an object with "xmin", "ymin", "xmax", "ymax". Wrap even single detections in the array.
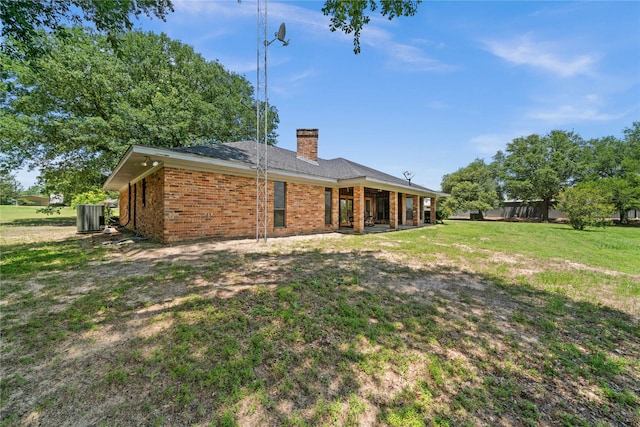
[{"xmin": 103, "ymin": 129, "xmax": 442, "ymax": 243}]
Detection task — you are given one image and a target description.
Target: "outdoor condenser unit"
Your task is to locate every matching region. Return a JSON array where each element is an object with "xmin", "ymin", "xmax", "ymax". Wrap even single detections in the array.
[{"xmin": 77, "ymin": 204, "xmax": 104, "ymax": 233}]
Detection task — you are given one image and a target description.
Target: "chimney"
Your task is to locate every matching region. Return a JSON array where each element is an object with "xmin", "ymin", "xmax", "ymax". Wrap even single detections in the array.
[{"xmin": 296, "ymin": 129, "xmax": 318, "ymax": 163}]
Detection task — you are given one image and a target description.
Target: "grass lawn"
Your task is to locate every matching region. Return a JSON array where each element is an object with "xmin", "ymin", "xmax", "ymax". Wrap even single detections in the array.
[
  {"xmin": 0, "ymin": 219, "xmax": 638, "ymax": 426},
  {"xmin": 0, "ymin": 205, "xmax": 76, "ymax": 225}
]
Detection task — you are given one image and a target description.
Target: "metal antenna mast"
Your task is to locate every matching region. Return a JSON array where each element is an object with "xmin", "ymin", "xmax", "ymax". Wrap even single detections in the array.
[
  {"xmin": 256, "ymin": 0, "xmax": 289, "ymax": 242},
  {"xmin": 256, "ymin": 0, "xmax": 268, "ymax": 242}
]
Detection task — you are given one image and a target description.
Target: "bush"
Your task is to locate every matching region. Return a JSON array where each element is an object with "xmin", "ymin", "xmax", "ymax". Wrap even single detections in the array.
[
  {"xmin": 71, "ymin": 190, "xmax": 109, "ymax": 208},
  {"xmin": 558, "ymin": 185, "xmax": 615, "ymax": 230}
]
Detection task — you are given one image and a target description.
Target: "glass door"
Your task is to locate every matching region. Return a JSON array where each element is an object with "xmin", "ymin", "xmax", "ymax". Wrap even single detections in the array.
[{"xmin": 339, "ymin": 198, "xmax": 354, "ymax": 226}]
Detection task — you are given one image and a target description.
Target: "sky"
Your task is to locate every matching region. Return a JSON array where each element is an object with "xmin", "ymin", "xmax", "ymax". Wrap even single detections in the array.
[{"xmin": 15, "ymin": 0, "xmax": 640, "ymax": 191}]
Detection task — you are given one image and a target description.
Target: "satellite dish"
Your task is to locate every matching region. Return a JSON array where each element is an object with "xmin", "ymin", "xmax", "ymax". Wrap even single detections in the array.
[
  {"xmin": 274, "ymin": 22, "xmax": 290, "ymax": 46},
  {"xmin": 276, "ymin": 23, "xmax": 286, "ymax": 42},
  {"xmin": 403, "ymin": 171, "xmax": 415, "ymax": 185}
]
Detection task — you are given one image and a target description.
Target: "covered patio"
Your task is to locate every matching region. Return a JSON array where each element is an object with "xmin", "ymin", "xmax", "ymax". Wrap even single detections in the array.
[
  {"xmin": 337, "ymin": 222, "xmax": 431, "ymax": 235},
  {"xmin": 331, "ymin": 184, "xmax": 441, "ymax": 234}
]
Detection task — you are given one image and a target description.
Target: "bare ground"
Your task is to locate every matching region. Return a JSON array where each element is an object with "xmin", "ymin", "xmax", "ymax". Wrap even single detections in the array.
[{"xmin": 1, "ymin": 226, "xmax": 639, "ymax": 426}]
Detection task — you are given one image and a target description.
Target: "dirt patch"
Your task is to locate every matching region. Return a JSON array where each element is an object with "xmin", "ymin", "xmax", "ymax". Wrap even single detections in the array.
[{"xmin": 1, "ymin": 226, "xmax": 638, "ymax": 427}]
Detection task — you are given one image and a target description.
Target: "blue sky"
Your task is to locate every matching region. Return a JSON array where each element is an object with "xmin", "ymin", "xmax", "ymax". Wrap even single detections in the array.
[{"xmin": 16, "ymin": 0, "xmax": 640, "ymax": 191}]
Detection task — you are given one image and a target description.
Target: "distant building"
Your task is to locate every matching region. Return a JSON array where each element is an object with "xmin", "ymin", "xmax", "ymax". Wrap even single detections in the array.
[
  {"xmin": 50, "ymin": 194, "xmax": 64, "ymax": 205},
  {"xmin": 19, "ymin": 195, "xmax": 49, "ymax": 206}
]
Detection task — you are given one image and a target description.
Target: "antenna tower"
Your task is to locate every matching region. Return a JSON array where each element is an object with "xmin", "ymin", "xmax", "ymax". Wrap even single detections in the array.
[{"xmin": 256, "ymin": 0, "xmax": 268, "ymax": 242}]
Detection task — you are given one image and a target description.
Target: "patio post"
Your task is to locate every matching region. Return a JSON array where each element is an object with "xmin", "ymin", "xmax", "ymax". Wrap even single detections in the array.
[
  {"xmin": 430, "ymin": 197, "xmax": 437, "ymax": 224},
  {"xmin": 389, "ymin": 191, "xmax": 398, "ymax": 229},
  {"xmin": 412, "ymin": 195, "xmax": 420, "ymax": 226},
  {"xmin": 331, "ymin": 188, "xmax": 339, "ymax": 230},
  {"xmin": 353, "ymin": 185, "xmax": 364, "ymax": 233}
]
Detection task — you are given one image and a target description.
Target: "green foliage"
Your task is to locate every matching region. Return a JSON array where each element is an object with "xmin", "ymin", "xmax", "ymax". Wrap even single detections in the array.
[
  {"xmin": 1, "ymin": 28, "xmax": 278, "ymax": 198},
  {"xmin": 440, "ymin": 159, "xmax": 501, "ymax": 216},
  {"xmin": 496, "ymin": 130, "xmax": 585, "ymax": 221},
  {"xmin": 558, "ymin": 183, "xmax": 615, "ymax": 230},
  {"xmin": 71, "ymin": 189, "xmax": 109, "ymax": 208},
  {"xmin": 21, "ymin": 184, "xmax": 44, "ymax": 196},
  {"xmin": 0, "ymin": 172, "xmax": 23, "ymax": 205},
  {"xmin": 0, "ymin": 0, "xmax": 174, "ymax": 60},
  {"xmin": 579, "ymin": 122, "xmax": 640, "ymax": 222},
  {"xmin": 322, "ymin": 0, "xmax": 422, "ymax": 54}
]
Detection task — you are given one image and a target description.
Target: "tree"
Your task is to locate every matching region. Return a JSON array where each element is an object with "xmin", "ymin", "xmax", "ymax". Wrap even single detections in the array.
[
  {"xmin": 558, "ymin": 183, "xmax": 615, "ymax": 230},
  {"xmin": 496, "ymin": 130, "xmax": 585, "ymax": 222},
  {"xmin": 22, "ymin": 184, "xmax": 45, "ymax": 196},
  {"xmin": 322, "ymin": 0, "xmax": 422, "ymax": 54},
  {"xmin": 2, "ymin": 0, "xmax": 422, "ymax": 59},
  {"xmin": 0, "ymin": 0, "xmax": 174, "ymax": 60},
  {"xmin": 579, "ymin": 123, "xmax": 640, "ymax": 223},
  {"xmin": 0, "ymin": 172, "xmax": 23, "ymax": 205},
  {"xmin": 440, "ymin": 159, "xmax": 501, "ymax": 218},
  {"xmin": 1, "ymin": 28, "xmax": 278, "ymax": 199}
]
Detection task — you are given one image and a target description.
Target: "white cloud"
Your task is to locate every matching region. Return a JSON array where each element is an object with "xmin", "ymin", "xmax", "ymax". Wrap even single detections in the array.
[
  {"xmin": 526, "ymin": 93, "xmax": 622, "ymax": 124},
  {"xmin": 173, "ymin": 0, "xmax": 254, "ymax": 17},
  {"xmin": 527, "ymin": 105, "xmax": 617, "ymax": 123},
  {"xmin": 483, "ymin": 33, "xmax": 597, "ymax": 77},
  {"xmin": 386, "ymin": 43, "xmax": 457, "ymax": 72},
  {"xmin": 426, "ymin": 100, "xmax": 449, "ymax": 110},
  {"xmin": 361, "ymin": 25, "xmax": 456, "ymax": 72},
  {"xmin": 469, "ymin": 133, "xmax": 516, "ymax": 155}
]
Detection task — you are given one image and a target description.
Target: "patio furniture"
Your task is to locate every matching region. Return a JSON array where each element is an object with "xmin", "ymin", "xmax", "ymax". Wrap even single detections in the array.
[{"xmin": 365, "ymin": 214, "xmax": 375, "ymax": 226}]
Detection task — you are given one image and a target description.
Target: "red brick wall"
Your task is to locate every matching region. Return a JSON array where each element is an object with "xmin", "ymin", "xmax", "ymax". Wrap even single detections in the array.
[
  {"xmin": 118, "ymin": 169, "xmax": 165, "ymax": 241},
  {"xmin": 271, "ymin": 181, "xmax": 326, "ymax": 238},
  {"xmin": 162, "ymin": 168, "xmax": 257, "ymax": 242},
  {"xmin": 296, "ymin": 129, "xmax": 318, "ymax": 162},
  {"xmin": 117, "ymin": 167, "xmax": 326, "ymax": 243}
]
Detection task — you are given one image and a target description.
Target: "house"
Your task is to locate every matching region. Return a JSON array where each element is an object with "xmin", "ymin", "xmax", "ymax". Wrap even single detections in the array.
[
  {"xmin": 103, "ymin": 129, "xmax": 443, "ymax": 243},
  {"xmin": 18, "ymin": 195, "xmax": 50, "ymax": 206}
]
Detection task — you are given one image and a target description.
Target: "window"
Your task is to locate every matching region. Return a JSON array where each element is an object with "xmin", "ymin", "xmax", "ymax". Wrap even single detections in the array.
[
  {"xmin": 325, "ymin": 188, "xmax": 332, "ymax": 225},
  {"xmin": 274, "ymin": 181, "xmax": 285, "ymax": 228},
  {"xmin": 406, "ymin": 196, "xmax": 413, "ymax": 221}
]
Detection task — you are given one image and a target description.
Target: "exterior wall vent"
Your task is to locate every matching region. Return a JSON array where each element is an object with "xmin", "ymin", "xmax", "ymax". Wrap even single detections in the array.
[{"xmin": 77, "ymin": 204, "xmax": 104, "ymax": 233}]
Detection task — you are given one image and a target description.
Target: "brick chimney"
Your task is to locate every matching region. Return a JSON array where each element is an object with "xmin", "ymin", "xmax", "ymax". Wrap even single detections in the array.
[{"xmin": 296, "ymin": 129, "xmax": 318, "ymax": 163}]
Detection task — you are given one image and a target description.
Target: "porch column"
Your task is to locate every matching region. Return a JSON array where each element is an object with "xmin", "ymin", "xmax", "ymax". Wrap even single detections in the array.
[
  {"xmin": 331, "ymin": 188, "xmax": 339, "ymax": 230},
  {"xmin": 353, "ymin": 185, "xmax": 364, "ymax": 233},
  {"xmin": 412, "ymin": 195, "xmax": 420, "ymax": 226},
  {"xmin": 389, "ymin": 191, "xmax": 398, "ymax": 229},
  {"xmin": 430, "ymin": 197, "xmax": 437, "ymax": 224}
]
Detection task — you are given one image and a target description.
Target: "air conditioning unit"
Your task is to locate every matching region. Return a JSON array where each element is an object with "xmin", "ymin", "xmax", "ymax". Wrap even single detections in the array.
[{"xmin": 77, "ymin": 204, "xmax": 104, "ymax": 233}]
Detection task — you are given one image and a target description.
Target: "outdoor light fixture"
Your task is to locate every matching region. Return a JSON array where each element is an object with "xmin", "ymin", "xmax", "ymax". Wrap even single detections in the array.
[{"xmin": 140, "ymin": 156, "xmax": 160, "ymax": 167}]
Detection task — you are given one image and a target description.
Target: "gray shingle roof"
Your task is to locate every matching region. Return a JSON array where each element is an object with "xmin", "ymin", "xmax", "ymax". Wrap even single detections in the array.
[{"xmin": 169, "ymin": 141, "xmax": 436, "ymax": 192}]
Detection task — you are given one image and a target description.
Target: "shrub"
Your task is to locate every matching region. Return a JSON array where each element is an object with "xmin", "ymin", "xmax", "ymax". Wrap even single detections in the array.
[
  {"xmin": 71, "ymin": 190, "xmax": 109, "ymax": 208},
  {"xmin": 558, "ymin": 184, "xmax": 615, "ymax": 230}
]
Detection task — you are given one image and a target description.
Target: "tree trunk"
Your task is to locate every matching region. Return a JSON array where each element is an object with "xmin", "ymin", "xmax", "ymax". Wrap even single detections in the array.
[
  {"xmin": 619, "ymin": 209, "xmax": 628, "ymax": 224},
  {"xmin": 542, "ymin": 198, "xmax": 550, "ymax": 222}
]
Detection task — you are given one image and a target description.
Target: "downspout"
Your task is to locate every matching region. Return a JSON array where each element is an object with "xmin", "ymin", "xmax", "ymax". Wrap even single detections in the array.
[
  {"xmin": 120, "ymin": 183, "xmax": 132, "ymax": 227},
  {"xmin": 133, "ymin": 182, "xmax": 137, "ymax": 230}
]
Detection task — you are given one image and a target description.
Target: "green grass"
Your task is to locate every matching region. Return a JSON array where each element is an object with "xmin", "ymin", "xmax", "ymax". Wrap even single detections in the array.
[
  {"xmin": 410, "ymin": 221, "xmax": 640, "ymax": 275},
  {"xmin": 0, "ymin": 205, "xmax": 76, "ymax": 225},
  {"xmin": 1, "ymin": 218, "xmax": 638, "ymax": 426}
]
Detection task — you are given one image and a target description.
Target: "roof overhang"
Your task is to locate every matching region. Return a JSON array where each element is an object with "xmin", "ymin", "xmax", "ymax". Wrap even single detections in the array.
[
  {"xmin": 103, "ymin": 145, "xmax": 339, "ymax": 191},
  {"xmin": 104, "ymin": 145, "xmax": 446, "ymax": 197},
  {"xmin": 337, "ymin": 176, "xmax": 441, "ymax": 197}
]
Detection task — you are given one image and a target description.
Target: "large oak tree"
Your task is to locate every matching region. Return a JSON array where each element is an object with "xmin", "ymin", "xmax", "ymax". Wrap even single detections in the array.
[
  {"xmin": 495, "ymin": 130, "xmax": 585, "ymax": 222},
  {"xmin": 580, "ymin": 122, "xmax": 640, "ymax": 223},
  {"xmin": 440, "ymin": 159, "xmax": 501, "ymax": 218},
  {"xmin": 1, "ymin": 28, "xmax": 278, "ymax": 197}
]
